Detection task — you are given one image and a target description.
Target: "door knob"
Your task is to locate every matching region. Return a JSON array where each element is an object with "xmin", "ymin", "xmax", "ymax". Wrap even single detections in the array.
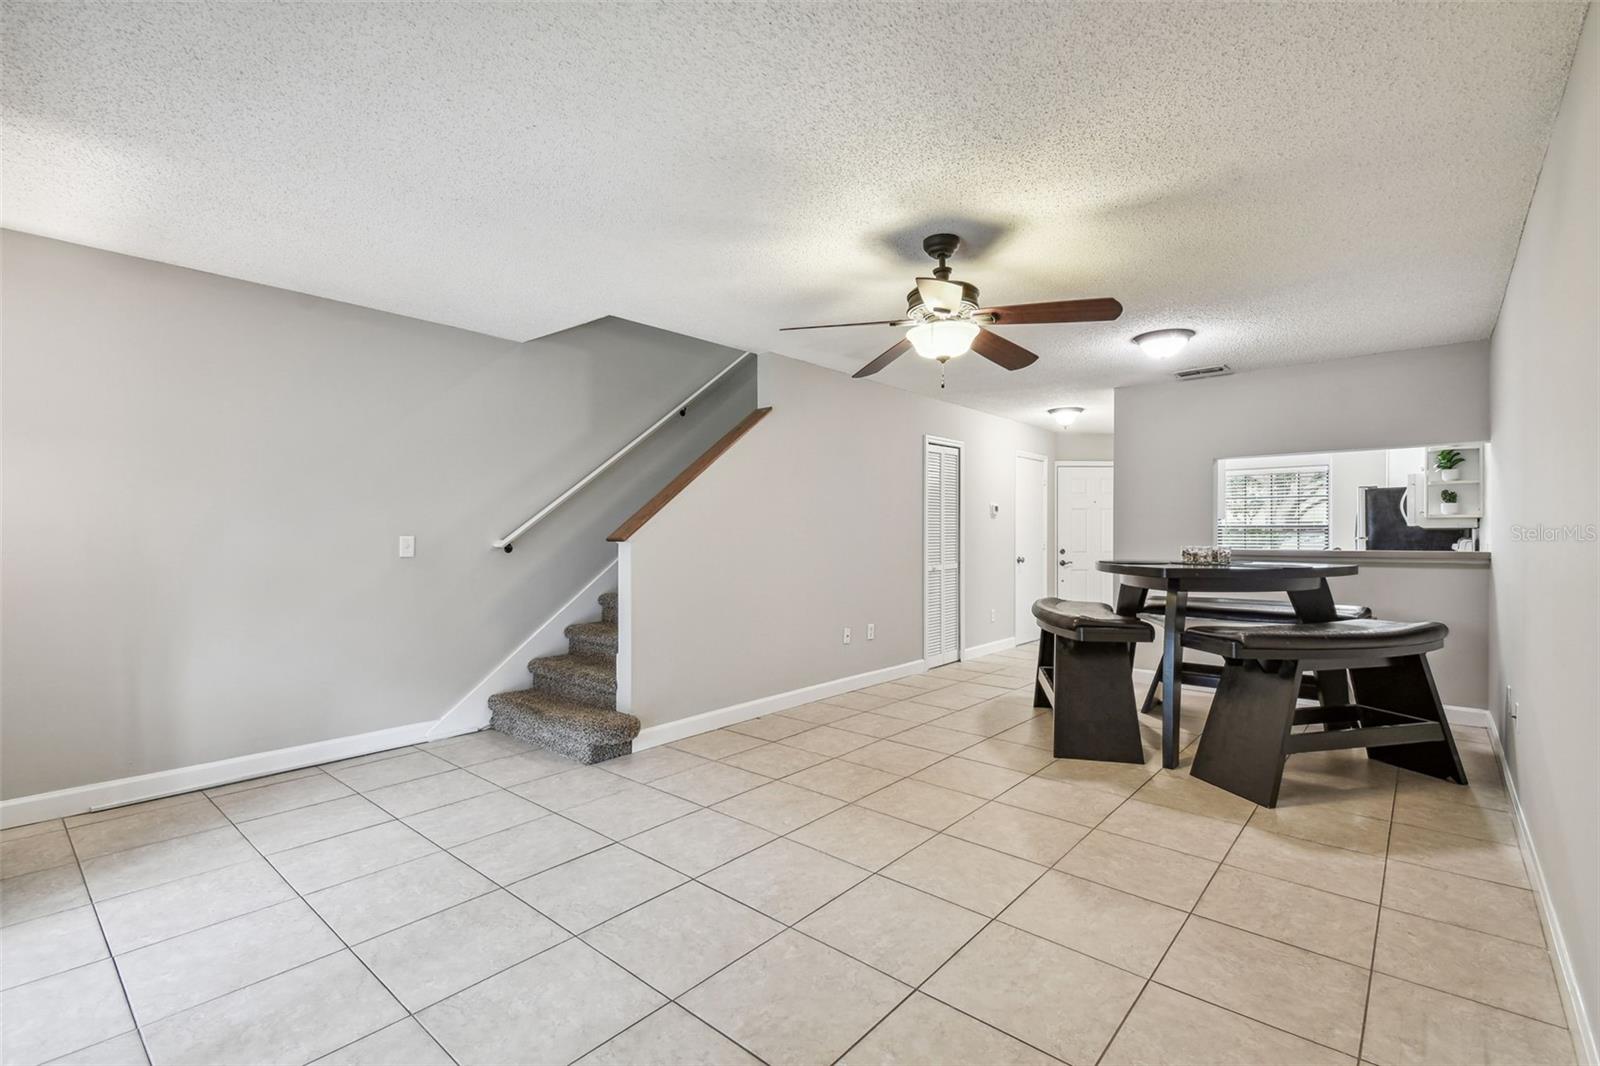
[
  {"xmin": 1059, "ymin": 559, "xmax": 1070, "ymax": 567},
  {"xmin": 1016, "ymin": 556, "xmax": 1025, "ymax": 564}
]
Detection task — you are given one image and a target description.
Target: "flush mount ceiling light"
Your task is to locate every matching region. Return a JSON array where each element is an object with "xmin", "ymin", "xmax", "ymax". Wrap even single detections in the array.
[
  {"xmin": 907, "ymin": 320, "xmax": 980, "ymax": 361},
  {"xmin": 1048, "ymin": 406, "xmax": 1085, "ymax": 427},
  {"xmin": 1132, "ymin": 328, "xmax": 1195, "ymax": 359}
]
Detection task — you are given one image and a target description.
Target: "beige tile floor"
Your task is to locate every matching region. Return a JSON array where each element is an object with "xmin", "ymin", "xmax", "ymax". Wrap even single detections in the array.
[{"xmin": 0, "ymin": 647, "xmax": 1580, "ymax": 1065}]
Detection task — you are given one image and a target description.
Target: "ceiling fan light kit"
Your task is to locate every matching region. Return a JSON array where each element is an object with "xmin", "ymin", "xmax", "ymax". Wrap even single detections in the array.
[
  {"xmin": 908, "ymin": 320, "xmax": 980, "ymax": 361},
  {"xmin": 1049, "ymin": 406, "xmax": 1085, "ymax": 427},
  {"xmin": 1132, "ymin": 328, "xmax": 1195, "ymax": 359},
  {"xmin": 782, "ymin": 232, "xmax": 1124, "ymax": 381}
]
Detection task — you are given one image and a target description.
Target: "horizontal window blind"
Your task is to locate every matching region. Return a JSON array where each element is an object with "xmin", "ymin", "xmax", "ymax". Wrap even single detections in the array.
[{"xmin": 1216, "ymin": 466, "xmax": 1331, "ymax": 550}]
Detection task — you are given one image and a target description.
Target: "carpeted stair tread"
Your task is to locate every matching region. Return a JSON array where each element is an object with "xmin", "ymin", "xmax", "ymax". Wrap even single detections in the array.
[
  {"xmin": 490, "ymin": 587, "xmax": 628, "ymax": 762},
  {"xmin": 488, "ymin": 690, "xmax": 639, "ymax": 764},
  {"xmin": 564, "ymin": 621, "xmax": 618, "ymax": 657},
  {"xmin": 527, "ymin": 653, "xmax": 616, "ymax": 708}
]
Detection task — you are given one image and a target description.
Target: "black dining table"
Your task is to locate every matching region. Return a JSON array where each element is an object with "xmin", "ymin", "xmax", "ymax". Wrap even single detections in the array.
[{"xmin": 1098, "ymin": 559, "xmax": 1361, "ymax": 768}]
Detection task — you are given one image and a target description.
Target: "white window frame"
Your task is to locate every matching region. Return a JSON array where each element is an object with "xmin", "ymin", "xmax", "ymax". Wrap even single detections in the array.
[{"xmin": 1214, "ymin": 461, "xmax": 1333, "ymax": 550}]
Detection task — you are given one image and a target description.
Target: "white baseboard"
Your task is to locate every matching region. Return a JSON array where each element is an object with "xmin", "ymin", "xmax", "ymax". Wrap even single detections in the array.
[
  {"xmin": 632, "ymin": 659, "xmax": 926, "ymax": 751},
  {"xmin": 963, "ymin": 636, "xmax": 1018, "ymax": 659},
  {"xmin": 1440, "ymin": 704, "xmax": 1494, "ymax": 729},
  {"xmin": 1486, "ymin": 717, "xmax": 1597, "ymax": 1065},
  {"xmin": 0, "ymin": 566, "xmax": 623, "ymax": 830},
  {"xmin": 431, "ymin": 561, "xmax": 618, "ymax": 739},
  {"xmin": 1120, "ymin": 670, "xmax": 1588, "ymax": 1059},
  {"xmin": 0, "ymin": 717, "xmax": 479, "ymax": 829}
]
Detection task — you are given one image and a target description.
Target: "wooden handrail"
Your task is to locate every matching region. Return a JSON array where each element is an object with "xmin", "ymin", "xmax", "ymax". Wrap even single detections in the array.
[{"xmin": 607, "ymin": 407, "xmax": 772, "ymax": 542}]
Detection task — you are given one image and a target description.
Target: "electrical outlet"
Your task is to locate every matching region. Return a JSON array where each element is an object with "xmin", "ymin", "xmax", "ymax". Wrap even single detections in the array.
[
  {"xmin": 842, "ymin": 627, "xmax": 851, "ymax": 645},
  {"xmin": 397, "ymin": 535, "xmax": 415, "ymax": 558},
  {"xmin": 867, "ymin": 623, "xmax": 875, "ymax": 641},
  {"xmin": 989, "ymin": 608, "xmax": 996, "ymax": 623}
]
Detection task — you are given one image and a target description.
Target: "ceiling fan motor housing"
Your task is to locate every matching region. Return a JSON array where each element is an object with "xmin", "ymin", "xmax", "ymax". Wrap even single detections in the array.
[
  {"xmin": 906, "ymin": 281, "xmax": 980, "ymax": 319},
  {"xmin": 922, "ymin": 232, "xmax": 962, "ymax": 262}
]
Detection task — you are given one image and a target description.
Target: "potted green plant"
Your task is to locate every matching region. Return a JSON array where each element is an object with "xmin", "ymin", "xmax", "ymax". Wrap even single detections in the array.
[
  {"xmin": 1440, "ymin": 488, "xmax": 1460, "ymax": 516},
  {"xmin": 1435, "ymin": 448, "xmax": 1466, "ymax": 482}
]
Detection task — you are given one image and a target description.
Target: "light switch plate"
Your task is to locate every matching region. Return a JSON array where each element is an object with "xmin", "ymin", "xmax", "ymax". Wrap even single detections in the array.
[{"xmin": 398, "ymin": 535, "xmax": 415, "ymax": 558}]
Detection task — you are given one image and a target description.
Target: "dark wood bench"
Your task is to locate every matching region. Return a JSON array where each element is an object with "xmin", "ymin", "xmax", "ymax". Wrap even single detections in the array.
[
  {"xmin": 1139, "ymin": 597, "xmax": 1372, "ymax": 713},
  {"xmin": 1183, "ymin": 618, "xmax": 1467, "ymax": 807},
  {"xmin": 1032, "ymin": 598, "xmax": 1155, "ymax": 763}
]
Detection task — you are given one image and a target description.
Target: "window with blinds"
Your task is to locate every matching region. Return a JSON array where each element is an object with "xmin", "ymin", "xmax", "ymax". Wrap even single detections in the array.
[{"xmin": 1215, "ymin": 466, "xmax": 1331, "ymax": 549}]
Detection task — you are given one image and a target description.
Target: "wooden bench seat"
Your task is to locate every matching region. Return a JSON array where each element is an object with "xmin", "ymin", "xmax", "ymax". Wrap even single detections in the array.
[
  {"xmin": 1032, "ymin": 598, "xmax": 1154, "ymax": 763},
  {"xmin": 1184, "ymin": 618, "xmax": 1465, "ymax": 807}
]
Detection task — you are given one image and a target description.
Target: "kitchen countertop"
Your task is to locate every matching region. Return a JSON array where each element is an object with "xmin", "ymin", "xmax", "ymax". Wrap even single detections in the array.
[{"xmin": 1231, "ymin": 549, "xmax": 1490, "ymax": 567}]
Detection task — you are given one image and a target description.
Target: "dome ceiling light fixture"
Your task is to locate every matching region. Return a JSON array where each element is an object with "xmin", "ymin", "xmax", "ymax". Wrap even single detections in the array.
[
  {"xmin": 1048, "ymin": 406, "xmax": 1086, "ymax": 427},
  {"xmin": 1132, "ymin": 328, "xmax": 1196, "ymax": 359},
  {"xmin": 782, "ymin": 233, "xmax": 1123, "ymax": 388}
]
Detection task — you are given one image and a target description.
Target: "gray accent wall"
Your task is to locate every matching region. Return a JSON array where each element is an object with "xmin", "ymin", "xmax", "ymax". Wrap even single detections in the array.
[
  {"xmin": 1112, "ymin": 340, "xmax": 1493, "ymax": 708},
  {"xmin": 1487, "ymin": 8, "xmax": 1597, "ymax": 1047},
  {"xmin": 0, "ymin": 231, "xmax": 754, "ymax": 799},
  {"xmin": 625, "ymin": 352, "xmax": 1061, "ymax": 729}
]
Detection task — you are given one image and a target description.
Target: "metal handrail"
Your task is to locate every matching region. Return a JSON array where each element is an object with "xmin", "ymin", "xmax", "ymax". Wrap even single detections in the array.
[{"xmin": 492, "ymin": 350, "xmax": 756, "ymax": 552}]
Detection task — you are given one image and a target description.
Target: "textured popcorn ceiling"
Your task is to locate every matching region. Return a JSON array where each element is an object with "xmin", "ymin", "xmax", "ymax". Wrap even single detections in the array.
[{"xmin": 1, "ymin": 2, "xmax": 1586, "ymax": 433}]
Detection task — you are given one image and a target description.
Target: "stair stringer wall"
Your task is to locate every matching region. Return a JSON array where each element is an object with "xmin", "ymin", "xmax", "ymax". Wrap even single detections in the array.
[{"xmin": 431, "ymin": 559, "xmax": 619, "ymax": 739}]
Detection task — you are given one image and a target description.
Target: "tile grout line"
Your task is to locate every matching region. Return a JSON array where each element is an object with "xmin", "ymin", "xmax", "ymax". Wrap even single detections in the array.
[
  {"xmin": 201, "ymin": 765, "xmax": 467, "ymax": 1066},
  {"xmin": 841, "ymin": 740, "xmax": 1168, "ymax": 1066},
  {"xmin": 484, "ymin": 693, "xmax": 1046, "ymax": 1062},
  {"xmin": 1086, "ymin": 751, "xmax": 1249, "ymax": 1066},
  {"xmin": 62, "ymin": 797, "xmax": 166, "ymax": 1066},
  {"xmin": 1358, "ymin": 777, "xmax": 1402, "ymax": 1062},
  {"xmin": 163, "ymin": 683, "xmax": 1158, "ymax": 1060},
  {"xmin": 16, "ymin": 664, "xmax": 1549, "ymax": 1065}
]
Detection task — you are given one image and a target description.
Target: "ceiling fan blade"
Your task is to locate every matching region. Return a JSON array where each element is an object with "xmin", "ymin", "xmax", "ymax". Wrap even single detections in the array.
[
  {"xmin": 971, "ymin": 327, "xmax": 1039, "ymax": 371},
  {"xmin": 780, "ymin": 319, "xmax": 909, "ymax": 331},
  {"xmin": 975, "ymin": 297, "xmax": 1123, "ymax": 325},
  {"xmin": 915, "ymin": 277, "xmax": 965, "ymax": 315},
  {"xmin": 853, "ymin": 337, "xmax": 912, "ymax": 379}
]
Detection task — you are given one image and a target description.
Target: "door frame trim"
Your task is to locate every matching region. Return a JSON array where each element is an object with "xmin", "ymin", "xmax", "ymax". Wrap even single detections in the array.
[
  {"xmin": 1055, "ymin": 460, "xmax": 1115, "ymax": 599},
  {"xmin": 924, "ymin": 435, "xmax": 966, "ymax": 666},
  {"xmin": 1015, "ymin": 450, "xmax": 1050, "ymax": 643}
]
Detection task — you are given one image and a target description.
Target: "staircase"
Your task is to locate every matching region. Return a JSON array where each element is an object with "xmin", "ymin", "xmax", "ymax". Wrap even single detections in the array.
[{"xmin": 487, "ymin": 590, "xmax": 641, "ymax": 763}]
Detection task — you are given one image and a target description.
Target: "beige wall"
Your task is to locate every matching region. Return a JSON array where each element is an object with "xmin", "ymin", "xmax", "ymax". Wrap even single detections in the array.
[
  {"xmin": 1113, "ymin": 340, "xmax": 1493, "ymax": 707},
  {"xmin": 624, "ymin": 352, "xmax": 1059, "ymax": 728},
  {"xmin": 1487, "ymin": 8, "xmax": 1598, "ymax": 1045},
  {"xmin": 1056, "ymin": 432, "xmax": 1114, "ymax": 461},
  {"xmin": 0, "ymin": 232, "xmax": 754, "ymax": 799}
]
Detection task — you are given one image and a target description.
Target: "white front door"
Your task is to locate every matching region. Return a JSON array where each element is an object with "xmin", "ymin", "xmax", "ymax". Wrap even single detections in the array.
[
  {"xmin": 1058, "ymin": 462, "xmax": 1114, "ymax": 602},
  {"xmin": 1014, "ymin": 453, "xmax": 1047, "ymax": 640},
  {"xmin": 924, "ymin": 440, "xmax": 961, "ymax": 667}
]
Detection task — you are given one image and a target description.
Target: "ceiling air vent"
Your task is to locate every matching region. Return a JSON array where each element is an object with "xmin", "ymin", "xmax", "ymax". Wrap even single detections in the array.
[{"xmin": 1174, "ymin": 363, "xmax": 1232, "ymax": 381}]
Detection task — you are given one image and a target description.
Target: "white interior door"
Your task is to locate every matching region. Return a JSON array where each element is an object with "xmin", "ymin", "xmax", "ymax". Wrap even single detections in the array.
[
  {"xmin": 924, "ymin": 441, "xmax": 961, "ymax": 667},
  {"xmin": 1058, "ymin": 462, "xmax": 1114, "ymax": 603},
  {"xmin": 1014, "ymin": 453, "xmax": 1047, "ymax": 641}
]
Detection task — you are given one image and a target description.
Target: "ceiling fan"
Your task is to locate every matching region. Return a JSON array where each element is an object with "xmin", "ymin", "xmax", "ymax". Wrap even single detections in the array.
[{"xmin": 782, "ymin": 233, "xmax": 1123, "ymax": 382}]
